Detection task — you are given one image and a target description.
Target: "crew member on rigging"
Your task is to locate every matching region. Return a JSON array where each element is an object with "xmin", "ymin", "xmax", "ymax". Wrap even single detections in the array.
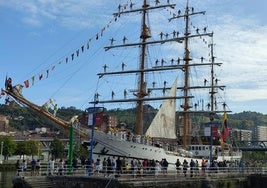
[{"xmin": 5, "ymin": 77, "xmax": 13, "ymax": 91}]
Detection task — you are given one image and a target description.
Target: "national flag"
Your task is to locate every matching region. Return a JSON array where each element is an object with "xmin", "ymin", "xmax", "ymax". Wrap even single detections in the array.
[{"xmin": 221, "ymin": 112, "xmax": 230, "ymax": 141}]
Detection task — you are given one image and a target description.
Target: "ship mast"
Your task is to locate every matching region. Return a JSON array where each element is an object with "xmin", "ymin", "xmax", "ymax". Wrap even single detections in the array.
[
  {"xmin": 136, "ymin": 0, "xmax": 150, "ymax": 135},
  {"xmin": 209, "ymin": 37, "xmax": 231, "ymax": 114},
  {"xmin": 98, "ymin": 1, "xmax": 178, "ymax": 136},
  {"xmin": 169, "ymin": 0, "xmax": 213, "ymax": 149},
  {"xmin": 210, "ymin": 37, "xmax": 216, "ymax": 113},
  {"xmin": 182, "ymin": 0, "xmax": 191, "ymax": 150}
]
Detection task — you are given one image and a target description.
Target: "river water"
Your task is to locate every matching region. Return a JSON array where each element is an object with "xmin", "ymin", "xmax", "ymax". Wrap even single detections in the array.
[{"xmin": 0, "ymin": 170, "xmax": 15, "ymax": 188}]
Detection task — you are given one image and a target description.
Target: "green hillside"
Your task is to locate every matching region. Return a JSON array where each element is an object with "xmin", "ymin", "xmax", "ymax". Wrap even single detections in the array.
[{"xmin": 1, "ymin": 104, "xmax": 267, "ymax": 133}]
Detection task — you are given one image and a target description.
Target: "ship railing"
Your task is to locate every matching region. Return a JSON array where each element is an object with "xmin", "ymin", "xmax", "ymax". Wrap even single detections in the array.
[{"xmin": 16, "ymin": 164, "xmax": 267, "ymax": 178}]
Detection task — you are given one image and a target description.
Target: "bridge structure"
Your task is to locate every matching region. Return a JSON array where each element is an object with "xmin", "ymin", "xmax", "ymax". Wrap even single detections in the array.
[{"xmin": 232, "ymin": 140, "xmax": 267, "ymax": 151}]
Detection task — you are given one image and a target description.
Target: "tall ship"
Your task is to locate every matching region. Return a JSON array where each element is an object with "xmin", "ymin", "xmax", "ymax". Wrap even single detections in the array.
[{"xmin": 2, "ymin": 0, "xmax": 242, "ymax": 168}]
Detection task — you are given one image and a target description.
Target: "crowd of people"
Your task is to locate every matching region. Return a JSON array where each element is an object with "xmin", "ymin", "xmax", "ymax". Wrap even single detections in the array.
[
  {"xmin": 15, "ymin": 158, "xmax": 41, "ymax": 176},
  {"xmin": 15, "ymin": 156, "xmax": 261, "ymax": 178},
  {"xmin": 92, "ymin": 156, "xmax": 170, "ymax": 178}
]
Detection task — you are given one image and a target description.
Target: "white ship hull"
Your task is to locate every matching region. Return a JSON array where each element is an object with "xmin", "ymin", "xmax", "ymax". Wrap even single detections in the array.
[{"xmin": 89, "ymin": 130, "xmax": 242, "ymax": 169}]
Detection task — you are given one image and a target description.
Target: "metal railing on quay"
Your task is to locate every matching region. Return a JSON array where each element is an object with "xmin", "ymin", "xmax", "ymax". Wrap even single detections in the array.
[{"xmin": 16, "ymin": 165, "xmax": 267, "ymax": 179}]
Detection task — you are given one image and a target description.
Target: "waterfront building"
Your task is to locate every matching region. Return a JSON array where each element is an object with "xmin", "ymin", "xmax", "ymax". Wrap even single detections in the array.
[
  {"xmin": 231, "ymin": 129, "xmax": 252, "ymax": 143},
  {"xmin": 253, "ymin": 126, "xmax": 267, "ymax": 145}
]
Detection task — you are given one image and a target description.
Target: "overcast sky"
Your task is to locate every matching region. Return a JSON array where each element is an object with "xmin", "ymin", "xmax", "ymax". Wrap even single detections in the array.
[{"xmin": 1, "ymin": 0, "xmax": 267, "ymax": 115}]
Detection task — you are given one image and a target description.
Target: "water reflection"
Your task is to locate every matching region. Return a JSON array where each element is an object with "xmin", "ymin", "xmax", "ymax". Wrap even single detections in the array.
[{"xmin": 0, "ymin": 171, "xmax": 15, "ymax": 188}]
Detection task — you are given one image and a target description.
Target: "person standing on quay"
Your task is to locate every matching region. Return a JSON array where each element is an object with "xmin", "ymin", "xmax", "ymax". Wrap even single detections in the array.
[
  {"xmin": 102, "ymin": 158, "xmax": 108, "ymax": 177},
  {"xmin": 58, "ymin": 159, "xmax": 64, "ymax": 175},
  {"xmin": 31, "ymin": 158, "xmax": 36, "ymax": 176},
  {"xmin": 155, "ymin": 160, "xmax": 161, "ymax": 177},
  {"xmin": 36, "ymin": 159, "xmax": 41, "ymax": 176},
  {"xmin": 15, "ymin": 160, "xmax": 22, "ymax": 176},
  {"xmin": 49, "ymin": 158, "xmax": 55, "ymax": 175},
  {"xmin": 201, "ymin": 158, "xmax": 206, "ymax": 176},
  {"xmin": 183, "ymin": 159, "xmax": 188, "ymax": 177},
  {"xmin": 175, "ymin": 158, "xmax": 181, "ymax": 175},
  {"xmin": 22, "ymin": 159, "xmax": 28, "ymax": 176},
  {"xmin": 116, "ymin": 157, "xmax": 122, "ymax": 176},
  {"xmin": 107, "ymin": 157, "xmax": 112, "ymax": 177},
  {"xmin": 162, "ymin": 158, "xmax": 169, "ymax": 176},
  {"xmin": 190, "ymin": 159, "xmax": 195, "ymax": 177}
]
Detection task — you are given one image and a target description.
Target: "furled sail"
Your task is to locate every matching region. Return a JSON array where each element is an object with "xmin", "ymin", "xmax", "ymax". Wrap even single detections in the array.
[{"xmin": 145, "ymin": 78, "xmax": 177, "ymax": 139}]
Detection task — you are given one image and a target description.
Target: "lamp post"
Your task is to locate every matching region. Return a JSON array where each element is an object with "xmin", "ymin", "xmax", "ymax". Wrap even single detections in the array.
[
  {"xmin": 38, "ymin": 143, "xmax": 41, "ymax": 160},
  {"xmin": 88, "ymin": 95, "xmax": 97, "ymax": 176},
  {"xmin": 88, "ymin": 95, "xmax": 105, "ymax": 176},
  {"xmin": 0, "ymin": 141, "xmax": 3, "ymax": 164}
]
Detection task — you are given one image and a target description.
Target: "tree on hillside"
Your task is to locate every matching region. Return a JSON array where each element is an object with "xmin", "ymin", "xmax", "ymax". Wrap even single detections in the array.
[
  {"xmin": 15, "ymin": 140, "xmax": 31, "ymax": 159},
  {"xmin": 27, "ymin": 140, "xmax": 39, "ymax": 158},
  {"xmin": 0, "ymin": 136, "xmax": 17, "ymax": 161},
  {"xmin": 14, "ymin": 140, "xmax": 40, "ymax": 159},
  {"xmin": 74, "ymin": 143, "xmax": 88, "ymax": 159},
  {"xmin": 50, "ymin": 138, "xmax": 65, "ymax": 159}
]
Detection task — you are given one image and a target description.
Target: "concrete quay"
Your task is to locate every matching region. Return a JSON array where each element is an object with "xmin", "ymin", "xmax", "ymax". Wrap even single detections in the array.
[{"xmin": 12, "ymin": 173, "xmax": 267, "ymax": 188}]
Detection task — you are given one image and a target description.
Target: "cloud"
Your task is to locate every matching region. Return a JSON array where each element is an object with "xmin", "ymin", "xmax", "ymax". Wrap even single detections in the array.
[
  {"xmin": 208, "ymin": 13, "xmax": 267, "ymax": 105},
  {"xmin": 0, "ymin": 0, "xmax": 112, "ymax": 28}
]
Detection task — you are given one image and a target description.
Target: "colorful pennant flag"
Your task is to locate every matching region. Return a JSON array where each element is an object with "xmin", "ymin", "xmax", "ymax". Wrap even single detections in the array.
[
  {"xmin": 24, "ymin": 80, "xmax": 29, "ymax": 88},
  {"xmin": 31, "ymin": 76, "xmax": 35, "ymax": 86},
  {"xmin": 39, "ymin": 74, "xmax": 43, "ymax": 80}
]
